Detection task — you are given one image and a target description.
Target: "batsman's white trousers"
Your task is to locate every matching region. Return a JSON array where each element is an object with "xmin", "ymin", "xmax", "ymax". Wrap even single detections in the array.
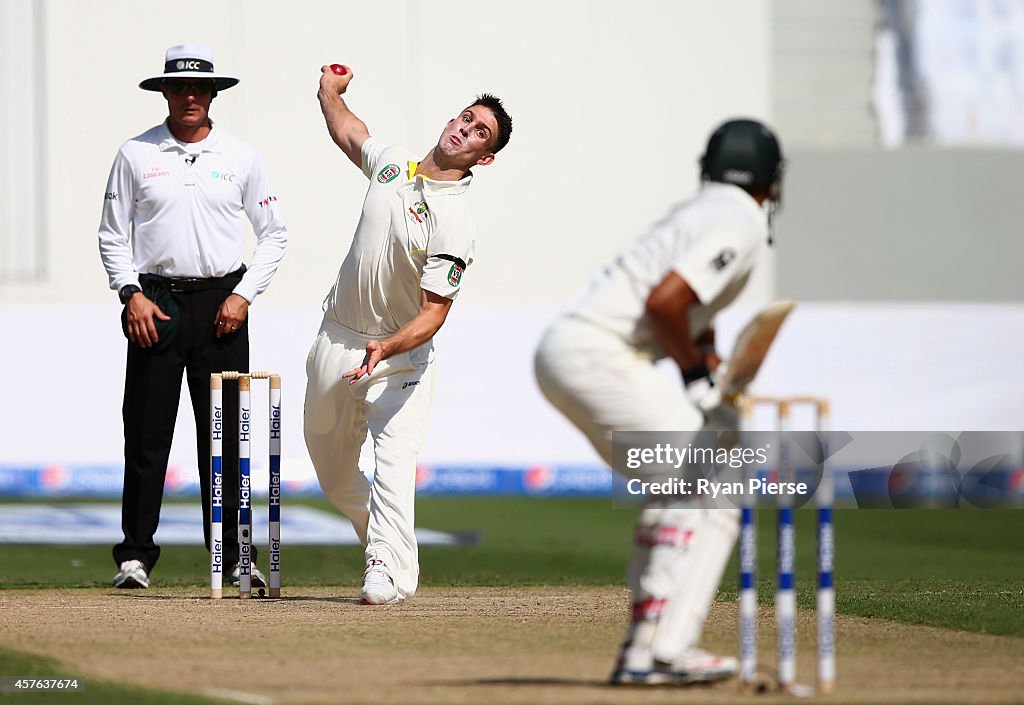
[
  {"xmin": 304, "ymin": 317, "xmax": 436, "ymax": 599},
  {"xmin": 535, "ymin": 315, "xmax": 737, "ymax": 664},
  {"xmin": 534, "ymin": 315, "xmax": 704, "ymax": 458}
]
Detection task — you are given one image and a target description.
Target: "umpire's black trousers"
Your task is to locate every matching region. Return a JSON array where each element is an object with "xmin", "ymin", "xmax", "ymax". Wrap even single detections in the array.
[{"xmin": 114, "ymin": 287, "xmax": 256, "ymax": 573}]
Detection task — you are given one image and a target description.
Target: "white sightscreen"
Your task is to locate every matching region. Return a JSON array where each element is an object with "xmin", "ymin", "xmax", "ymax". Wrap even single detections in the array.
[{"xmin": 0, "ymin": 0, "xmax": 45, "ymax": 282}]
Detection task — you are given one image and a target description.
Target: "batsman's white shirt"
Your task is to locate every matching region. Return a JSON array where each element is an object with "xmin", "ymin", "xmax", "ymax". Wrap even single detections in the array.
[
  {"xmin": 97, "ymin": 120, "xmax": 288, "ymax": 303},
  {"xmin": 322, "ymin": 137, "xmax": 475, "ymax": 336},
  {"xmin": 305, "ymin": 137, "xmax": 476, "ymax": 600},
  {"xmin": 535, "ymin": 182, "xmax": 768, "ymax": 464},
  {"xmin": 571, "ymin": 182, "xmax": 766, "ymax": 359}
]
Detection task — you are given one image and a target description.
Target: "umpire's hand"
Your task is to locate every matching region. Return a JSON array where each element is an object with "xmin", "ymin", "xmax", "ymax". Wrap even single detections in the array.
[
  {"xmin": 214, "ymin": 293, "xmax": 249, "ymax": 338},
  {"xmin": 125, "ymin": 293, "xmax": 171, "ymax": 348}
]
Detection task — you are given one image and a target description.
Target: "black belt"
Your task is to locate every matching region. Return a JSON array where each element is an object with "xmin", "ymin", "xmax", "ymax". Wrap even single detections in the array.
[{"xmin": 140, "ymin": 265, "xmax": 246, "ymax": 294}]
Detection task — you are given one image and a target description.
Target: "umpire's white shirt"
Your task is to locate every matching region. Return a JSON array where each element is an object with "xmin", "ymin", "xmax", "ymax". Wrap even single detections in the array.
[
  {"xmin": 98, "ymin": 120, "xmax": 288, "ymax": 303},
  {"xmin": 569, "ymin": 182, "xmax": 768, "ymax": 357},
  {"xmin": 322, "ymin": 137, "xmax": 475, "ymax": 336}
]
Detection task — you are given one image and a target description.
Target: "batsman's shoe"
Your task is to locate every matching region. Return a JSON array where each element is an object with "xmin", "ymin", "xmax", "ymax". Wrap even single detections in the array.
[
  {"xmin": 673, "ymin": 647, "xmax": 739, "ymax": 683},
  {"xmin": 609, "ymin": 667, "xmax": 678, "ymax": 686},
  {"xmin": 609, "ymin": 646, "xmax": 673, "ymax": 686},
  {"xmin": 230, "ymin": 563, "xmax": 267, "ymax": 588},
  {"xmin": 113, "ymin": 559, "xmax": 150, "ymax": 589},
  {"xmin": 361, "ymin": 559, "xmax": 401, "ymax": 605},
  {"xmin": 609, "ymin": 648, "xmax": 737, "ymax": 686}
]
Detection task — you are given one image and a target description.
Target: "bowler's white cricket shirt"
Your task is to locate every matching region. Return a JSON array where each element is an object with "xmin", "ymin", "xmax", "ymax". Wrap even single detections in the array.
[
  {"xmin": 98, "ymin": 120, "xmax": 288, "ymax": 302},
  {"xmin": 323, "ymin": 137, "xmax": 476, "ymax": 337},
  {"xmin": 570, "ymin": 183, "xmax": 768, "ymax": 357}
]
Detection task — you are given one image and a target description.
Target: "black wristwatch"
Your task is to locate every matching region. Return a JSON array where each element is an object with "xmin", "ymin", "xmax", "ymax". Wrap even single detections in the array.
[{"xmin": 118, "ymin": 284, "xmax": 142, "ymax": 305}]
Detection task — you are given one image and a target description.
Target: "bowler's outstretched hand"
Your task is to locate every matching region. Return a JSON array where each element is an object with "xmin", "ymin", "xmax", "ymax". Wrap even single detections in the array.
[{"xmin": 343, "ymin": 340, "xmax": 384, "ymax": 384}]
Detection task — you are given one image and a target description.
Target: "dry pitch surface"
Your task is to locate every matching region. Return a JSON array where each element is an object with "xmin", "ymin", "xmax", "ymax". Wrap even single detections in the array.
[{"xmin": 2, "ymin": 586, "xmax": 1023, "ymax": 704}]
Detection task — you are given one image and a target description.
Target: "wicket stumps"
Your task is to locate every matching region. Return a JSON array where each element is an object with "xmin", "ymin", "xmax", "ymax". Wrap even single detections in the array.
[
  {"xmin": 210, "ymin": 371, "xmax": 282, "ymax": 600},
  {"xmin": 738, "ymin": 396, "xmax": 834, "ymax": 696}
]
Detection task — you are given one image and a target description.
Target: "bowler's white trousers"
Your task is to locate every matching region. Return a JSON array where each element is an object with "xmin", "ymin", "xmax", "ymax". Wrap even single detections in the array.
[
  {"xmin": 535, "ymin": 315, "xmax": 739, "ymax": 666},
  {"xmin": 304, "ymin": 317, "xmax": 436, "ymax": 599}
]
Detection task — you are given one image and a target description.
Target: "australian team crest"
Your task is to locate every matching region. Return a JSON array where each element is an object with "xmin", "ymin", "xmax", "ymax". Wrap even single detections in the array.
[
  {"xmin": 408, "ymin": 201, "xmax": 430, "ymax": 224},
  {"xmin": 377, "ymin": 164, "xmax": 400, "ymax": 183}
]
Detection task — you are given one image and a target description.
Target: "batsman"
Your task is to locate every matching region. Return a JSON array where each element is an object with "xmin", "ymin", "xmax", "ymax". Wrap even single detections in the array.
[{"xmin": 534, "ymin": 119, "xmax": 786, "ymax": 685}]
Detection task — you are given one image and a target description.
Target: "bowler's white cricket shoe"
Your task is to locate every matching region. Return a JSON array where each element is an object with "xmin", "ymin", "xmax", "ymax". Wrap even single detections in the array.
[
  {"xmin": 113, "ymin": 560, "xmax": 150, "ymax": 589},
  {"xmin": 361, "ymin": 559, "xmax": 401, "ymax": 605}
]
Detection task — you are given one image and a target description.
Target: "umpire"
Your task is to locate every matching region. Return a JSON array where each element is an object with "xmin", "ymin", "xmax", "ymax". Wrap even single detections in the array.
[{"xmin": 97, "ymin": 44, "xmax": 288, "ymax": 588}]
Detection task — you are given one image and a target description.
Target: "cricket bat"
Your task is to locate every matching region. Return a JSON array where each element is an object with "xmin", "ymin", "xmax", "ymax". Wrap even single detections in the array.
[{"xmin": 718, "ymin": 299, "xmax": 796, "ymax": 403}]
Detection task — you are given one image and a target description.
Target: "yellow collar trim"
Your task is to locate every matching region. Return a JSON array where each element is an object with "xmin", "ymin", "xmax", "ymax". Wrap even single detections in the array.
[{"xmin": 409, "ymin": 161, "xmax": 419, "ymax": 178}]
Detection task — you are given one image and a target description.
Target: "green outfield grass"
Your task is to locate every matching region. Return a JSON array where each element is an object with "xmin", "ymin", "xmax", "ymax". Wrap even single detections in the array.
[
  {"xmin": 0, "ymin": 498, "xmax": 1021, "ymax": 705},
  {"xmin": 1, "ymin": 498, "xmax": 1021, "ymax": 634}
]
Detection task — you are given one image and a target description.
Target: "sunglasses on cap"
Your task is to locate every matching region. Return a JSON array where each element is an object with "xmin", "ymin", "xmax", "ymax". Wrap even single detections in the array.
[{"xmin": 163, "ymin": 81, "xmax": 215, "ymax": 96}]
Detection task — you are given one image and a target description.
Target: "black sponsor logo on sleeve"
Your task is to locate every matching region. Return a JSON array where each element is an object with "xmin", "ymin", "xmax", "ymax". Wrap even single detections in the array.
[{"xmin": 710, "ymin": 248, "xmax": 736, "ymax": 271}]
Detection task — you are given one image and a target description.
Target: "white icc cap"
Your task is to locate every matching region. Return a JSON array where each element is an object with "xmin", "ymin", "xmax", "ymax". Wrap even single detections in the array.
[{"xmin": 139, "ymin": 43, "xmax": 239, "ymax": 91}]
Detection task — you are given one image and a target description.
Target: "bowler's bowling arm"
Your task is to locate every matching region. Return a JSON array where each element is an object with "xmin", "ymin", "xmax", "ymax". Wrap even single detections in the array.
[{"xmin": 318, "ymin": 77, "xmax": 369, "ymax": 167}]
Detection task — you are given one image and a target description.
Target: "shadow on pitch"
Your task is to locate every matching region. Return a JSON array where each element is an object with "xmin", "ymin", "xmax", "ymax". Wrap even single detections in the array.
[
  {"xmin": 425, "ymin": 676, "xmax": 730, "ymax": 691},
  {"xmin": 423, "ymin": 677, "xmax": 607, "ymax": 689},
  {"xmin": 107, "ymin": 591, "xmax": 365, "ymax": 605}
]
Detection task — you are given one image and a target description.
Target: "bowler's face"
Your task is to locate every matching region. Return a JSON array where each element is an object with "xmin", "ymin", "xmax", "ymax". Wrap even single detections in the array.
[
  {"xmin": 161, "ymin": 80, "xmax": 215, "ymax": 132},
  {"xmin": 437, "ymin": 106, "xmax": 499, "ymax": 167}
]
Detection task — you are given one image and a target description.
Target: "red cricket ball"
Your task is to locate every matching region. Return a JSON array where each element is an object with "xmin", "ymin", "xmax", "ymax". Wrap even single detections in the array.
[{"xmin": 330, "ymin": 64, "xmax": 348, "ymax": 76}]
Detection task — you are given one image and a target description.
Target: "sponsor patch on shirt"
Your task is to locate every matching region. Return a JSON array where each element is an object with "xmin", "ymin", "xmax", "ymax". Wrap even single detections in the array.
[
  {"xmin": 377, "ymin": 164, "xmax": 400, "ymax": 183},
  {"xmin": 710, "ymin": 248, "xmax": 736, "ymax": 271},
  {"xmin": 447, "ymin": 263, "xmax": 464, "ymax": 287}
]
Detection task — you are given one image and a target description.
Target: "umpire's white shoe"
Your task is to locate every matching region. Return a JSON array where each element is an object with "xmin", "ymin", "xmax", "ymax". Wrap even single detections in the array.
[
  {"xmin": 230, "ymin": 563, "xmax": 267, "ymax": 588},
  {"xmin": 113, "ymin": 560, "xmax": 149, "ymax": 589},
  {"xmin": 361, "ymin": 559, "xmax": 401, "ymax": 605}
]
